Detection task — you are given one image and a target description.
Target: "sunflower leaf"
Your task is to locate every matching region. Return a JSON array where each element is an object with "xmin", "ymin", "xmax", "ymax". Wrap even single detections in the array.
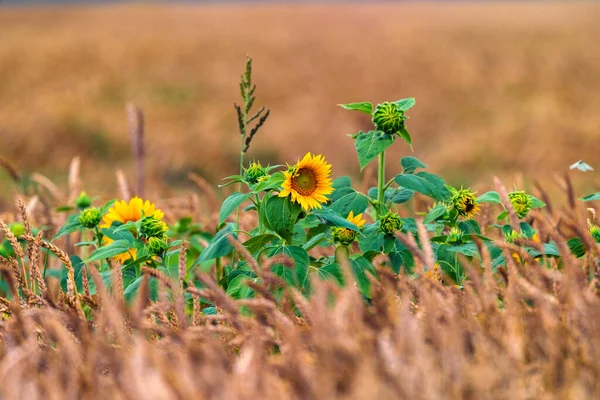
[
  {"xmin": 264, "ymin": 196, "xmax": 302, "ymax": 244},
  {"xmin": 329, "ymin": 191, "xmax": 369, "ymax": 216},
  {"xmin": 219, "ymin": 192, "xmax": 253, "ymax": 225},
  {"xmin": 193, "ymin": 224, "xmax": 237, "ymax": 266},
  {"xmin": 311, "ymin": 208, "xmax": 359, "ymax": 231},
  {"xmin": 395, "ymin": 98, "xmax": 416, "ymax": 111},
  {"xmin": 54, "ymin": 214, "xmax": 83, "ymax": 239},
  {"xmin": 86, "ymin": 240, "xmax": 131, "ymax": 263},
  {"xmin": 394, "ymin": 172, "xmax": 451, "ymax": 202},
  {"xmin": 253, "ymin": 172, "xmax": 285, "ymax": 192},
  {"xmin": 338, "ymin": 102, "xmax": 373, "ymax": 115},
  {"xmin": 354, "ymin": 130, "xmax": 395, "ymax": 171}
]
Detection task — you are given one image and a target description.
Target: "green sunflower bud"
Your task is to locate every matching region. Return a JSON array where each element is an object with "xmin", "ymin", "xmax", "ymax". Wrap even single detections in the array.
[
  {"xmin": 504, "ymin": 229, "xmax": 527, "ymax": 244},
  {"xmin": 332, "ymin": 227, "xmax": 358, "ymax": 246},
  {"xmin": 446, "ymin": 227, "xmax": 463, "ymax": 244},
  {"xmin": 590, "ymin": 225, "xmax": 600, "ymax": 243},
  {"xmin": 451, "ymin": 188, "xmax": 480, "ymax": 218},
  {"xmin": 79, "ymin": 208, "xmax": 102, "ymax": 229},
  {"xmin": 147, "ymin": 236, "xmax": 168, "ymax": 256},
  {"xmin": 380, "ymin": 211, "xmax": 403, "ymax": 236},
  {"xmin": 372, "ymin": 102, "xmax": 405, "ymax": 135},
  {"xmin": 243, "ymin": 162, "xmax": 269, "ymax": 184},
  {"xmin": 140, "ymin": 216, "xmax": 168, "ymax": 239},
  {"xmin": 508, "ymin": 191, "xmax": 533, "ymax": 219},
  {"xmin": 75, "ymin": 191, "xmax": 93, "ymax": 209}
]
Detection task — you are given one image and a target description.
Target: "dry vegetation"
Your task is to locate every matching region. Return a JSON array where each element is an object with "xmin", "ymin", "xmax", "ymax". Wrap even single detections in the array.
[
  {"xmin": 1, "ymin": 3, "xmax": 600, "ymax": 198},
  {"xmin": 2, "ymin": 187, "xmax": 600, "ymax": 399}
]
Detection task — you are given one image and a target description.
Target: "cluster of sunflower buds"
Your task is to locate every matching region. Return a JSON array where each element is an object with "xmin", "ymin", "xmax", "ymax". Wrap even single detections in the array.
[{"xmin": 446, "ymin": 227, "xmax": 464, "ymax": 244}]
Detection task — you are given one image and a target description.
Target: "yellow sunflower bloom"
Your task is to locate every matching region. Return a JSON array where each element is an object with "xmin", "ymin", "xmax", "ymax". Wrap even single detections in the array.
[
  {"xmin": 279, "ymin": 153, "xmax": 333, "ymax": 211},
  {"xmin": 100, "ymin": 197, "xmax": 165, "ymax": 263}
]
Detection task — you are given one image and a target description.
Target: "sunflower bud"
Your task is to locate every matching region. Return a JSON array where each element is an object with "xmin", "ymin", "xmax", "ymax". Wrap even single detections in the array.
[
  {"xmin": 79, "ymin": 208, "xmax": 102, "ymax": 229},
  {"xmin": 508, "ymin": 191, "xmax": 533, "ymax": 219},
  {"xmin": 380, "ymin": 211, "xmax": 403, "ymax": 236},
  {"xmin": 372, "ymin": 102, "xmax": 405, "ymax": 135},
  {"xmin": 451, "ymin": 188, "xmax": 479, "ymax": 218},
  {"xmin": 446, "ymin": 227, "xmax": 463, "ymax": 244},
  {"xmin": 75, "ymin": 191, "xmax": 93, "ymax": 209},
  {"xmin": 504, "ymin": 229, "xmax": 526, "ymax": 244},
  {"xmin": 140, "ymin": 216, "xmax": 168, "ymax": 239},
  {"xmin": 147, "ymin": 236, "xmax": 168, "ymax": 256},
  {"xmin": 243, "ymin": 162, "xmax": 269, "ymax": 184},
  {"xmin": 332, "ymin": 227, "xmax": 358, "ymax": 246}
]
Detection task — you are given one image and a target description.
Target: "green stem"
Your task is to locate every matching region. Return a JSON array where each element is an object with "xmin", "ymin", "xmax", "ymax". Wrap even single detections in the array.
[{"xmin": 376, "ymin": 151, "xmax": 386, "ymax": 218}]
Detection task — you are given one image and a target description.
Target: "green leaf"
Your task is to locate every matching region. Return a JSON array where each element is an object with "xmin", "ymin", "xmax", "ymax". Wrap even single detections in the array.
[
  {"xmin": 219, "ymin": 192, "xmax": 253, "ymax": 225},
  {"xmin": 568, "ymin": 237, "xmax": 586, "ymax": 258},
  {"xmin": 529, "ymin": 195, "xmax": 546, "ymax": 209},
  {"xmin": 354, "ymin": 130, "xmax": 395, "ymax": 171},
  {"xmin": 269, "ymin": 246, "xmax": 310, "ymax": 289},
  {"xmin": 582, "ymin": 192, "xmax": 600, "ymax": 202},
  {"xmin": 101, "ymin": 227, "xmax": 135, "ymax": 244},
  {"xmin": 394, "ymin": 172, "xmax": 451, "ymax": 202},
  {"xmin": 315, "ymin": 264, "xmax": 344, "ymax": 285},
  {"xmin": 311, "ymin": 208, "xmax": 359, "ymax": 231},
  {"xmin": 497, "ymin": 210, "xmax": 509, "ymax": 221},
  {"xmin": 253, "ymin": 172, "xmax": 285, "ymax": 192},
  {"xmin": 396, "ymin": 126, "xmax": 412, "ymax": 149},
  {"xmin": 424, "ymin": 203, "xmax": 448, "ymax": 224},
  {"xmin": 446, "ymin": 242, "xmax": 480, "ymax": 258},
  {"xmin": 303, "ymin": 233, "xmax": 327, "ymax": 251},
  {"xmin": 400, "ymin": 156, "xmax": 427, "ymax": 174},
  {"xmin": 243, "ymin": 234, "xmax": 278, "ymax": 254},
  {"xmin": 192, "ymin": 224, "xmax": 237, "ymax": 266},
  {"xmin": 86, "ymin": 240, "xmax": 130, "ymax": 262},
  {"xmin": 265, "ymin": 196, "xmax": 302, "ymax": 243},
  {"xmin": 477, "ymin": 191, "xmax": 502, "ymax": 204},
  {"xmin": 395, "ymin": 97, "xmax": 416, "ymax": 111},
  {"xmin": 351, "ymin": 256, "xmax": 376, "ymax": 298},
  {"xmin": 338, "ymin": 102, "xmax": 373, "ymax": 115},
  {"xmin": 332, "ymin": 176, "xmax": 352, "ymax": 190},
  {"xmin": 329, "ymin": 191, "xmax": 369, "ymax": 216},
  {"xmin": 391, "ymin": 188, "xmax": 414, "ymax": 204},
  {"xmin": 54, "ymin": 214, "xmax": 83, "ymax": 239}
]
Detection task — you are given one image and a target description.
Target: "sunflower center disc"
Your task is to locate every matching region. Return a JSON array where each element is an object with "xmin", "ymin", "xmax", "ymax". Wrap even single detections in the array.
[{"xmin": 293, "ymin": 168, "xmax": 317, "ymax": 196}]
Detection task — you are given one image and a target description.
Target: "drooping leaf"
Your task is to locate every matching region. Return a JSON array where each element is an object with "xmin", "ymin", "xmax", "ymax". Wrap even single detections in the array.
[
  {"xmin": 396, "ymin": 126, "xmax": 412, "ymax": 149},
  {"xmin": 391, "ymin": 188, "xmax": 414, "ymax": 204},
  {"xmin": 329, "ymin": 191, "xmax": 369, "ymax": 216},
  {"xmin": 219, "ymin": 192, "xmax": 253, "ymax": 225},
  {"xmin": 54, "ymin": 214, "xmax": 83, "ymax": 239},
  {"xmin": 311, "ymin": 208, "xmax": 359, "ymax": 231},
  {"xmin": 192, "ymin": 224, "xmax": 237, "ymax": 266},
  {"xmin": 424, "ymin": 203, "xmax": 448, "ymax": 224},
  {"xmin": 394, "ymin": 172, "xmax": 451, "ymax": 202},
  {"xmin": 354, "ymin": 130, "xmax": 395, "ymax": 171}
]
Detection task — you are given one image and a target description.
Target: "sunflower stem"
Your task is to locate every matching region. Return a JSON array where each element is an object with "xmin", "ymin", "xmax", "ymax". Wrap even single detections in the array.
[{"xmin": 377, "ymin": 151, "xmax": 386, "ymax": 218}]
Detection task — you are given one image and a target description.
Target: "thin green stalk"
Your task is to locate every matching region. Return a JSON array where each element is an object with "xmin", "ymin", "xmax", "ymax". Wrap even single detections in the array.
[{"xmin": 377, "ymin": 151, "xmax": 386, "ymax": 218}]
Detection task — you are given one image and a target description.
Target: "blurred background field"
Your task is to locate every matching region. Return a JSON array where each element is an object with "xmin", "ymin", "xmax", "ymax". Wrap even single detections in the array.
[{"xmin": 0, "ymin": 2, "xmax": 599, "ymax": 203}]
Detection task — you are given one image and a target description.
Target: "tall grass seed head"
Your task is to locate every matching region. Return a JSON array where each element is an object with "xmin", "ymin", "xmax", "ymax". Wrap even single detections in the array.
[
  {"xmin": 243, "ymin": 161, "xmax": 269, "ymax": 184},
  {"xmin": 75, "ymin": 191, "xmax": 93, "ymax": 209},
  {"xmin": 79, "ymin": 207, "xmax": 102, "ymax": 229},
  {"xmin": 380, "ymin": 211, "xmax": 403, "ymax": 236},
  {"xmin": 147, "ymin": 236, "xmax": 168, "ymax": 256},
  {"xmin": 140, "ymin": 216, "xmax": 168, "ymax": 239},
  {"xmin": 451, "ymin": 188, "xmax": 480, "ymax": 218},
  {"xmin": 508, "ymin": 190, "xmax": 533, "ymax": 218},
  {"xmin": 372, "ymin": 102, "xmax": 405, "ymax": 135}
]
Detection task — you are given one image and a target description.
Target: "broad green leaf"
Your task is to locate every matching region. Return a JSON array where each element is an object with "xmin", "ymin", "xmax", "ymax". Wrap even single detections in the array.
[
  {"xmin": 226, "ymin": 274, "xmax": 255, "ymax": 299},
  {"xmin": 54, "ymin": 214, "xmax": 83, "ymax": 239},
  {"xmin": 61, "ymin": 255, "xmax": 85, "ymax": 293},
  {"xmin": 446, "ymin": 242, "xmax": 480, "ymax": 258},
  {"xmin": 458, "ymin": 219, "xmax": 482, "ymax": 235},
  {"xmin": 338, "ymin": 102, "xmax": 373, "ymax": 115},
  {"xmin": 332, "ymin": 176, "xmax": 352, "ymax": 190},
  {"xmin": 394, "ymin": 172, "xmax": 451, "ymax": 202},
  {"xmin": 311, "ymin": 208, "xmax": 359, "ymax": 231},
  {"xmin": 219, "ymin": 192, "xmax": 253, "ymax": 225},
  {"xmin": 400, "ymin": 156, "xmax": 427, "ymax": 174},
  {"xmin": 391, "ymin": 188, "xmax": 414, "ymax": 204},
  {"xmin": 123, "ymin": 276, "xmax": 158, "ymax": 302},
  {"xmin": 477, "ymin": 191, "xmax": 502, "ymax": 204},
  {"xmin": 101, "ymin": 227, "xmax": 135, "ymax": 244},
  {"xmin": 265, "ymin": 196, "xmax": 302, "ymax": 243},
  {"xmin": 193, "ymin": 224, "xmax": 237, "ymax": 266},
  {"xmin": 424, "ymin": 203, "xmax": 448, "ymax": 224},
  {"xmin": 315, "ymin": 264, "xmax": 344, "ymax": 285},
  {"xmin": 351, "ymin": 256, "xmax": 377, "ymax": 298},
  {"xmin": 269, "ymin": 246, "xmax": 310, "ymax": 289},
  {"xmin": 582, "ymin": 192, "xmax": 600, "ymax": 202},
  {"xmin": 243, "ymin": 234, "xmax": 278, "ymax": 254},
  {"xmin": 303, "ymin": 233, "xmax": 328, "ymax": 251},
  {"xmin": 354, "ymin": 130, "xmax": 395, "ymax": 171},
  {"xmin": 330, "ymin": 187, "xmax": 355, "ymax": 203},
  {"xmin": 329, "ymin": 191, "xmax": 369, "ymax": 216},
  {"xmin": 395, "ymin": 97, "xmax": 416, "ymax": 111},
  {"xmin": 568, "ymin": 237, "xmax": 586, "ymax": 258},
  {"xmin": 87, "ymin": 240, "xmax": 130, "ymax": 262}
]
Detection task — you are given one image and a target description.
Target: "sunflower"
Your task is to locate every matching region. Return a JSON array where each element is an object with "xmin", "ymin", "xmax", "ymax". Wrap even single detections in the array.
[
  {"xmin": 100, "ymin": 197, "xmax": 165, "ymax": 263},
  {"xmin": 279, "ymin": 153, "xmax": 334, "ymax": 211},
  {"xmin": 346, "ymin": 211, "xmax": 366, "ymax": 229},
  {"xmin": 332, "ymin": 211, "xmax": 367, "ymax": 246}
]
